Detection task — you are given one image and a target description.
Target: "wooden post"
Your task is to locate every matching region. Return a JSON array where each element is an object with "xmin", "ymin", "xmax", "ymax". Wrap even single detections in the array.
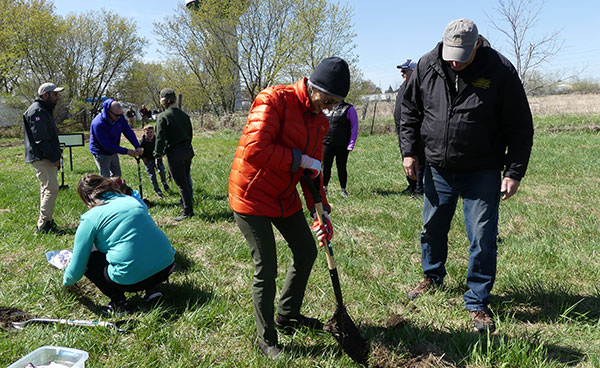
[{"xmin": 370, "ymin": 101, "xmax": 378, "ymax": 135}]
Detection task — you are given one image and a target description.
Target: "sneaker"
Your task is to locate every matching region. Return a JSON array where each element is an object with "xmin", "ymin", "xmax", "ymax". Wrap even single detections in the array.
[
  {"xmin": 412, "ymin": 188, "xmax": 424, "ymax": 197},
  {"xmin": 340, "ymin": 189, "xmax": 349, "ymax": 198},
  {"xmin": 35, "ymin": 220, "xmax": 65, "ymax": 235},
  {"xmin": 257, "ymin": 341, "xmax": 283, "ymax": 360},
  {"xmin": 103, "ymin": 299, "xmax": 132, "ymax": 315},
  {"xmin": 143, "ymin": 289, "xmax": 163, "ymax": 303},
  {"xmin": 173, "ymin": 212, "xmax": 194, "ymax": 221},
  {"xmin": 407, "ymin": 277, "xmax": 439, "ymax": 300},
  {"xmin": 275, "ymin": 313, "xmax": 323, "ymax": 334},
  {"xmin": 470, "ymin": 309, "xmax": 496, "ymax": 333}
]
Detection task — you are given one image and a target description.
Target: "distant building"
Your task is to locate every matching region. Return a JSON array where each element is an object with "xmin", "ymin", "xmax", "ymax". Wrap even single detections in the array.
[{"xmin": 359, "ymin": 92, "xmax": 396, "ymax": 103}]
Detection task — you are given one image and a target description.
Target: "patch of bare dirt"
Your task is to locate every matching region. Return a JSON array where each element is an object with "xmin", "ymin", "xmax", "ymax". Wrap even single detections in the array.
[{"xmin": 0, "ymin": 306, "xmax": 32, "ymax": 331}]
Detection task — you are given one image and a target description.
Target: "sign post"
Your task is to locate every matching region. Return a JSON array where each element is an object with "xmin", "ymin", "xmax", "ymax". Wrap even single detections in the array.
[{"xmin": 58, "ymin": 133, "xmax": 85, "ymax": 171}]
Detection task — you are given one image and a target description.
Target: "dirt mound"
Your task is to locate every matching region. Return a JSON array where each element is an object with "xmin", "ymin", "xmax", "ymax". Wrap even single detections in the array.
[{"xmin": 0, "ymin": 307, "xmax": 32, "ymax": 330}]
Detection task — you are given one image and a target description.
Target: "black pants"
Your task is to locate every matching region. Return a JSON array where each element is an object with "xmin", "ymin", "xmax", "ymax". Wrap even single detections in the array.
[
  {"xmin": 166, "ymin": 143, "xmax": 194, "ymax": 215},
  {"xmin": 234, "ymin": 210, "xmax": 318, "ymax": 346},
  {"xmin": 323, "ymin": 144, "xmax": 350, "ymax": 189},
  {"xmin": 84, "ymin": 251, "xmax": 175, "ymax": 302}
]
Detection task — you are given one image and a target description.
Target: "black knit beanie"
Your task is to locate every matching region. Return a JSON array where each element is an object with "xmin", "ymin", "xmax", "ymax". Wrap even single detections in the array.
[{"xmin": 309, "ymin": 57, "xmax": 350, "ymax": 99}]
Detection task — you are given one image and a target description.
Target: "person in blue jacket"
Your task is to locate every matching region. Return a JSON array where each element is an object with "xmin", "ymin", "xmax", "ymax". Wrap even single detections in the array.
[
  {"xmin": 63, "ymin": 174, "xmax": 176, "ymax": 313},
  {"xmin": 89, "ymin": 99, "xmax": 143, "ymax": 177}
]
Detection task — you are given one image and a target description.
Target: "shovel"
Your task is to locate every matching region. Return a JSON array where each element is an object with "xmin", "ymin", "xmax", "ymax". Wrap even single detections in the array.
[
  {"xmin": 12, "ymin": 318, "xmax": 129, "ymax": 333},
  {"xmin": 302, "ymin": 171, "xmax": 369, "ymax": 365},
  {"xmin": 135, "ymin": 157, "xmax": 145, "ymax": 199},
  {"xmin": 135, "ymin": 157, "xmax": 152, "ymax": 207}
]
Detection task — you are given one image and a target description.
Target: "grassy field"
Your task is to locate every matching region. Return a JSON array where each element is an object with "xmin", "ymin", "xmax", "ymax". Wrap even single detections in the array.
[{"xmin": 1, "ymin": 114, "xmax": 600, "ymax": 367}]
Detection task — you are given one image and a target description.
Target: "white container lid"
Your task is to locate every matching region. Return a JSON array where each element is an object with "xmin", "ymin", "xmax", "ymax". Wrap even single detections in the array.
[{"xmin": 7, "ymin": 346, "xmax": 89, "ymax": 368}]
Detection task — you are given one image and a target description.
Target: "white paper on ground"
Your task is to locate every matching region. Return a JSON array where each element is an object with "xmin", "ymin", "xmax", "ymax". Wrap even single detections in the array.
[{"xmin": 45, "ymin": 250, "xmax": 73, "ymax": 270}]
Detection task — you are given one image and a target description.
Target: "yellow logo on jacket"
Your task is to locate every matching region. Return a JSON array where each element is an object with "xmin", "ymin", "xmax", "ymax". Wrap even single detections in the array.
[{"xmin": 472, "ymin": 78, "xmax": 491, "ymax": 89}]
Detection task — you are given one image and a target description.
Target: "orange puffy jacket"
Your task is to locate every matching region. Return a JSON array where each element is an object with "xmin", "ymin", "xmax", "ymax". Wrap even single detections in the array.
[{"xmin": 229, "ymin": 78, "xmax": 331, "ymax": 218}]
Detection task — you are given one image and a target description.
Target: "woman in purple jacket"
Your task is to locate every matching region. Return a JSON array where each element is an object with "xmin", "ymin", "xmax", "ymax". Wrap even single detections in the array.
[
  {"xmin": 89, "ymin": 99, "xmax": 142, "ymax": 177},
  {"xmin": 322, "ymin": 101, "xmax": 358, "ymax": 197}
]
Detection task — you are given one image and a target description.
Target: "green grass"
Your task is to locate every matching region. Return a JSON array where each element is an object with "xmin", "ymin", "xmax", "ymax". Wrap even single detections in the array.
[{"xmin": 1, "ymin": 117, "xmax": 600, "ymax": 367}]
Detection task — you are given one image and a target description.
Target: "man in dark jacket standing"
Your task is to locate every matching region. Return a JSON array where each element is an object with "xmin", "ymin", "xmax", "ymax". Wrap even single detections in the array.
[
  {"xmin": 154, "ymin": 88, "xmax": 194, "ymax": 221},
  {"xmin": 23, "ymin": 82, "xmax": 65, "ymax": 234},
  {"xmin": 400, "ymin": 19, "xmax": 534, "ymax": 333},
  {"xmin": 394, "ymin": 59, "xmax": 424, "ymax": 196}
]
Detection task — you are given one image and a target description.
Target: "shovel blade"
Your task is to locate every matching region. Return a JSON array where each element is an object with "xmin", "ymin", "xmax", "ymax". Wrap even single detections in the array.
[{"xmin": 324, "ymin": 305, "xmax": 369, "ymax": 366}]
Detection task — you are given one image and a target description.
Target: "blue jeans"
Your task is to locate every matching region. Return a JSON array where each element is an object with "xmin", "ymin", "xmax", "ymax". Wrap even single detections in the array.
[
  {"xmin": 144, "ymin": 158, "xmax": 168, "ymax": 194},
  {"xmin": 421, "ymin": 165, "xmax": 501, "ymax": 311}
]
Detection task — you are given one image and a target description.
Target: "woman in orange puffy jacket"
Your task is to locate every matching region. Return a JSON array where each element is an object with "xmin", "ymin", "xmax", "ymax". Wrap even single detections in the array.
[{"xmin": 229, "ymin": 57, "xmax": 351, "ymax": 359}]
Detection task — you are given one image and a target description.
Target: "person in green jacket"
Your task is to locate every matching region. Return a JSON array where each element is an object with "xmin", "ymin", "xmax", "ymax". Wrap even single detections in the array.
[
  {"xmin": 63, "ymin": 174, "xmax": 176, "ymax": 313},
  {"xmin": 154, "ymin": 88, "xmax": 195, "ymax": 221}
]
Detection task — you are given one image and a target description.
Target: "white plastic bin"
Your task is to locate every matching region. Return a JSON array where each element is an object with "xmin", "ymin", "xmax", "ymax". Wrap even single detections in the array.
[{"xmin": 7, "ymin": 346, "xmax": 89, "ymax": 368}]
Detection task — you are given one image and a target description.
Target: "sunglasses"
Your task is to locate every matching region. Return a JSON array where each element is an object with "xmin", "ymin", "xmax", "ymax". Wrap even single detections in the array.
[{"xmin": 324, "ymin": 97, "xmax": 342, "ymax": 106}]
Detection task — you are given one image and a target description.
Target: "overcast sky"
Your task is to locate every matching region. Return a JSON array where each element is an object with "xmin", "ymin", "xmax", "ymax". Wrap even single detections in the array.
[{"xmin": 52, "ymin": 0, "xmax": 600, "ymax": 89}]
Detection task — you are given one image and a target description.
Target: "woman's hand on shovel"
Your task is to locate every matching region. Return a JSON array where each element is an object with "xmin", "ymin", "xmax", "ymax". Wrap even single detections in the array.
[{"xmin": 312, "ymin": 212, "xmax": 333, "ymax": 247}]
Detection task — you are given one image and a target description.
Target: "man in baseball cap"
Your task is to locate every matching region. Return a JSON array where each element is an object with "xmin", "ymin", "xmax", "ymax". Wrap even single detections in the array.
[
  {"xmin": 23, "ymin": 82, "xmax": 66, "ymax": 234},
  {"xmin": 400, "ymin": 18, "xmax": 533, "ymax": 334},
  {"xmin": 394, "ymin": 59, "xmax": 424, "ymax": 196}
]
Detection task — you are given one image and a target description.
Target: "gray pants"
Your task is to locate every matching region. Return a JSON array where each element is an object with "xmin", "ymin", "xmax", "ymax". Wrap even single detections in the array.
[
  {"xmin": 93, "ymin": 154, "xmax": 121, "ymax": 178},
  {"xmin": 234, "ymin": 210, "xmax": 318, "ymax": 346}
]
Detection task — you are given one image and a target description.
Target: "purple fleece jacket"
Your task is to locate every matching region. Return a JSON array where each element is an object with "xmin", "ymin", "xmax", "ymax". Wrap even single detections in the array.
[{"xmin": 89, "ymin": 98, "xmax": 140, "ymax": 155}]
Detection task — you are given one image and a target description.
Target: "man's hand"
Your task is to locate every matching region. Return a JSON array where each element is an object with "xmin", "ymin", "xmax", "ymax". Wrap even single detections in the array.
[
  {"xmin": 127, "ymin": 149, "xmax": 138, "ymax": 157},
  {"xmin": 403, "ymin": 156, "xmax": 419, "ymax": 180},
  {"xmin": 501, "ymin": 177, "xmax": 520, "ymax": 200}
]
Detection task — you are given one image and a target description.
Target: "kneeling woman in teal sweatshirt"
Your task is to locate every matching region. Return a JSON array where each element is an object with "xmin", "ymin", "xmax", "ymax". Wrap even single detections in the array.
[{"xmin": 63, "ymin": 174, "xmax": 176, "ymax": 313}]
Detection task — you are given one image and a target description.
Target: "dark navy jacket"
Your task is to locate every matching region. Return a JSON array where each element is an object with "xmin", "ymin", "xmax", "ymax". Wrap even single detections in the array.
[
  {"xmin": 23, "ymin": 99, "xmax": 61, "ymax": 163},
  {"xmin": 401, "ymin": 40, "xmax": 534, "ymax": 180}
]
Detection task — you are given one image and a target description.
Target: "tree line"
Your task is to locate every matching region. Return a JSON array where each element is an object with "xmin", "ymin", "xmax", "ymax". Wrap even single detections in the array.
[{"xmin": 0, "ymin": 0, "xmax": 381, "ymax": 130}]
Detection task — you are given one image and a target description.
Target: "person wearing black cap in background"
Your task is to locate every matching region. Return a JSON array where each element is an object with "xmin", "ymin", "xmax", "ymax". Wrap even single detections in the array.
[
  {"xmin": 400, "ymin": 19, "xmax": 533, "ymax": 333},
  {"xmin": 228, "ymin": 57, "xmax": 350, "ymax": 360},
  {"xmin": 394, "ymin": 60, "xmax": 424, "ymax": 196},
  {"xmin": 154, "ymin": 88, "xmax": 195, "ymax": 221}
]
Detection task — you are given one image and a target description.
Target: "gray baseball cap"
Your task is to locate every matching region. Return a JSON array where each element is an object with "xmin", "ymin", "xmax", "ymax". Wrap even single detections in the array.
[
  {"xmin": 38, "ymin": 82, "xmax": 64, "ymax": 96},
  {"xmin": 442, "ymin": 19, "xmax": 479, "ymax": 62}
]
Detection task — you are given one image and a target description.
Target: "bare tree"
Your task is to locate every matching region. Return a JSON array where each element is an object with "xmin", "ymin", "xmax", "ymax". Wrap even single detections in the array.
[{"xmin": 485, "ymin": 0, "xmax": 564, "ymax": 93}]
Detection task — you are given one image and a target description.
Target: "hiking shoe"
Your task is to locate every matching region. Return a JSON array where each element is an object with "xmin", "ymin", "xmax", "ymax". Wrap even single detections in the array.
[
  {"xmin": 401, "ymin": 185, "xmax": 415, "ymax": 195},
  {"xmin": 470, "ymin": 310, "xmax": 496, "ymax": 333},
  {"xmin": 275, "ymin": 314, "xmax": 323, "ymax": 334},
  {"xmin": 143, "ymin": 289, "xmax": 163, "ymax": 303},
  {"xmin": 341, "ymin": 189, "xmax": 349, "ymax": 198},
  {"xmin": 35, "ymin": 220, "xmax": 65, "ymax": 235},
  {"xmin": 173, "ymin": 212, "xmax": 194, "ymax": 221},
  {"xmin": 412, "ymin": 188, "xmax": 424, "ymax": 197},
  {"xmin": 407, "ymin": 277, "xmax": 439, "ymax": 300},
  {"xmin": 257, "ymin": 341, "xmax": 283, "ymax": 360},
  {"xmin": 103, "ymin": 299, "xmax": 132, "ymax": 315}
]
